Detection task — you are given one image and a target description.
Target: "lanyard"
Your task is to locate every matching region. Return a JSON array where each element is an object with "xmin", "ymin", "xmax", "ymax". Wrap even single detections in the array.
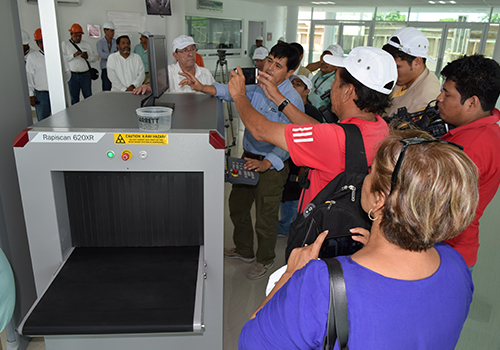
[{"xmin": 313, "ymin": 72, "xmax": 333, "ymax": 94}]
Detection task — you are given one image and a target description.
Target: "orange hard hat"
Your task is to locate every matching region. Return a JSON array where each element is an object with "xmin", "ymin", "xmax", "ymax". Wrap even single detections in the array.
[
  {"xmin": 69, "ymin": 23, "xmax": 84, "ymax": 34},
  {"xmin": 33, "ymin": 28, "xmax": 42, "ymax": 41}
]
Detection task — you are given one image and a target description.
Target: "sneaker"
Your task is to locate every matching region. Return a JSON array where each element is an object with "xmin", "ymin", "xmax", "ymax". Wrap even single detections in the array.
[
  {"xmin": 246, "ymin": 261, "xmax": 275, "ymax": 280},
  {"xmin": 224, "ymin": 248, "xmax": 255, "ymax": 263}
]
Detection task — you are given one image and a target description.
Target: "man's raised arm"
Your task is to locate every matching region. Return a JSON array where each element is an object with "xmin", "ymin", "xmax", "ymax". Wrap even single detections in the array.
[
  {"xmin": 256, "ymin": 71, "xmax": 320, "ymax": 126},
  {"xmin": 228, "ymin": 67, "xmax": 288, "ymax": 152},
  {"xmin": 178, "ymin": 71, "xmax": 217, "ymax": 95}
]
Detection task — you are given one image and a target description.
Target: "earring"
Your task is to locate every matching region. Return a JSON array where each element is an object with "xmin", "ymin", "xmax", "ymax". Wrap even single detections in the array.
[{"xmin": 368, "ymin": 209, "xmax": 378, "ymax": 221}]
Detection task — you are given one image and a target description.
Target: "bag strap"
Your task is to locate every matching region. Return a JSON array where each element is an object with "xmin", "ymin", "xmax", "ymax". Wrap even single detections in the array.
[
  {"xmin": 323, "ymin": 258, "xmax": 349, "ymax": 350},
  {"xmin": 69, "ymin": 39, "xmax": 91, "ymax": 71},
  {"xmin": 336, "ymin": 123, "xmax": 368, "ymax": 175}
]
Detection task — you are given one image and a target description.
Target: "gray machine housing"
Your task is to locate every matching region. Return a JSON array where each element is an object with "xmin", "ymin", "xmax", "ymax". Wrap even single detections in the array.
[{"xmin": 13, "ymin": 92, "xmax": 225, "ymax": 349}]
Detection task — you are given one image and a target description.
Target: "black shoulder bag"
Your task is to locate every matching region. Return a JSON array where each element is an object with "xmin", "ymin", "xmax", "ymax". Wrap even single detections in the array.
[
  {"xmin": 286, "ymin": 123, "xmax": 372, "ymax": 261},
  {"xmin": 69, "ymin": 39, "xmax": 99, "ymax": 80},
  {"xmin": 323, "ymin": 258, "xmax": 349, "ymax": 350}
]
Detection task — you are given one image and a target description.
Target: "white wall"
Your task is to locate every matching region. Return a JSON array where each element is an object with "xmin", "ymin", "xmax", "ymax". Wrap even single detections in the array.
[{"xmin": 17, "ymin": 0, "xmax": 286, "ymax": 94}]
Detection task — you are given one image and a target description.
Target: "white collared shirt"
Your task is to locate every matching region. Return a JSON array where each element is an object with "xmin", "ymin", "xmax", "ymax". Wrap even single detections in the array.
[
  {"xmin": 167, "ymin": 62, "xmax": 215, "ymax": 93},
  {"xmin": 61, "ymin": 39, "xmax": 96, "ymax": 73},
  {"xmin": 25, "ymin": 50, "xmax": 71, "ymax": 96},
  {"xmin": 107, "ymin": 52, "xmax": 146, "ymax": 91}
]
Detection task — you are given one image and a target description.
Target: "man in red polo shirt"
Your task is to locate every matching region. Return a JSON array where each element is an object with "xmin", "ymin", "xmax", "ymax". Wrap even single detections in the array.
[
  {"xmin": 438, "ymin": 55, "xmax": 500, "ymax": 271},
  {"xmin": 228, "ymin": 47, "xmax": 396, "ymax": 213}
]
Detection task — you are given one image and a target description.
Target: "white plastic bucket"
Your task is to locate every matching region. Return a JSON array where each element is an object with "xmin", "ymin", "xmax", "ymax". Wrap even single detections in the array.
[{"xmin": 136, "ymin": 107, "xmax": 172, "ymax": 131}]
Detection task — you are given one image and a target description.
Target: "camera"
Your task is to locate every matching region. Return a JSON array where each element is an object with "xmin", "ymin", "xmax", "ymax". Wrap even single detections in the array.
[
  {"xmin": 384, "ymin": 100, "xmax": 453, "ymax": 139},
  {"xmin": 217, "ymin": 49, "xmax": 226, "ymax": 61},
  {"xmin": 234, "ymin": 67, "xmax": 259, "ymax": 85}
]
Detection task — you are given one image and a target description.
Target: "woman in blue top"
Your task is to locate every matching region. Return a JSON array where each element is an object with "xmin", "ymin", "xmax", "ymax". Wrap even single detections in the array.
[{"xmin": 239, "ymin": 129, "xmax": 478, "ymax": 350}]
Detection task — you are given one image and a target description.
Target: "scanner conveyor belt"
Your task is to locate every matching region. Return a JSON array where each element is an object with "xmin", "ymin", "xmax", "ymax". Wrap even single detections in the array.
[{"xmin": 20, "ymin": 246, "xmax": 202, "ymax": 336}]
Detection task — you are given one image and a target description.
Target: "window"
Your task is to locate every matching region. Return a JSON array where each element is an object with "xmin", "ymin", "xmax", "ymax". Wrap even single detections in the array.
[{"xmin": 185, "ymin": 16, "xmax": 242, "ymax": 50}]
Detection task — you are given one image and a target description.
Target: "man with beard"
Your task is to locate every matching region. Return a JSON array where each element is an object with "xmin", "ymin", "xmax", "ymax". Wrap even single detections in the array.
[{"xmin": 107, "ymin": 35, "xmax": 145, "ymax": 92}]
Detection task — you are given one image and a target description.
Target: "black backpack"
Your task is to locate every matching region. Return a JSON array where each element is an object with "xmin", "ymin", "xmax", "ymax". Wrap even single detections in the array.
[{"xmin": 285, "ymin": 124, "xmax": 372, "ymax": 261}]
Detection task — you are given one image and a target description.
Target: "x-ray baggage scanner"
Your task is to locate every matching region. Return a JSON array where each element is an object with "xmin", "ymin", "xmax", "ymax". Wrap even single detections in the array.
[{"xmin": 13, "ymin": 92, "xmax": 225, "ymax": 349}]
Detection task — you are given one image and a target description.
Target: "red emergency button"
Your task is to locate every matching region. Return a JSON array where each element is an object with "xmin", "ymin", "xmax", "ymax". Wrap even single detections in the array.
[
  {"xmin": 121, "ymin": 150, "xmax": 132, "ymax": 161},
  {"xmin": 232, "ymin": 169, "xmax": 239, "ymax": 177}
]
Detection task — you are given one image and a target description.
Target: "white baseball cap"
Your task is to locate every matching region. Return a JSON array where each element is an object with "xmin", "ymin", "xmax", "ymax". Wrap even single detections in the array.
[
  {"xmin": 323, "ymin": 44, "xmax": 343, "ymax": 58},
  {"xmin": 387, "ymin": 27, "xmax": 435, "ymax": 63},
  {"xmin": 278, "ymin": 36, "xmax": 285, "ymax": 42},
  {"xmin": 103, "ymin": 21, "xmax": 115, "ymax": 30},
  {"xmin": 255, "ymin": 35, "xmax": 264, "ymax": 41},
  {"xmin": 172, "ymin": 35, "xmax": 198, "ymax": 52},
  {"xmin": 323, "ymin": 46, "xmax": 397, "ymax": 95},
  {"xmin": 21, "ymin": 30, "xmax": 30, "ymax": 45},
  {"xmin": 252, "ymin": 47, "xmax": 269, "ymax": 60},
  {"xmin": 290, "ymin": 74, "xmax": 312, "ymax": 92},
  {"xmin": 139, "ymin": 31, "xmax": 151, "ymax": 37}
]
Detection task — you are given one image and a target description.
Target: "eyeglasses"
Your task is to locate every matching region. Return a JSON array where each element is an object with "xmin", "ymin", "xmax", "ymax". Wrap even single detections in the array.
[
  {"xmin": 291, "ymin": 80, "xmax": 306, "ymax": 88},
  {"xmin": 176, "ymin": 46, "xmax": 196, "ymax": 54},
  {"xmin": 389, "ymin": 137, "xmax": 464, "ymax": 195}
]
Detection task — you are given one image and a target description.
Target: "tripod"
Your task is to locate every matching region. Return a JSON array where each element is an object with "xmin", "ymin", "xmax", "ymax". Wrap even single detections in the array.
[{"xmin": 214, "ymin": 50, "xmax": 236, "ymax": 153}]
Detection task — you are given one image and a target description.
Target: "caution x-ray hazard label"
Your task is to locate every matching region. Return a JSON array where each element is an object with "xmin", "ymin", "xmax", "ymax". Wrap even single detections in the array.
[{"xmin": 114, "ymin": 133, "xmax": 168, "ymax": 145}]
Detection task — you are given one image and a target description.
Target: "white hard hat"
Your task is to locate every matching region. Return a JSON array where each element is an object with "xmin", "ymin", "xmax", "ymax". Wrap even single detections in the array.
[
  {"xmin": 252, "ymin": 47, "xmax": 269, "ymax": 60},
  {"xmin": 21, "ymin": 30, "xmax": 30, "ymax": 45},
  {"xmin": 103, "ymin": 21, "xmax": 115, "ymax": 30},
  {"xmin": 256, "ymin": 35, "xmax": 264, "ymax": 41}
]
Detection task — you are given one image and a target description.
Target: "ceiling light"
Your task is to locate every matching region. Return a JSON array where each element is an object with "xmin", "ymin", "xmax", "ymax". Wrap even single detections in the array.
[
  {"xmin": 439, "ymin": 1, "xmax": 446, "ymax": 3},
  {"xmin": 428, "ymin": 1, "xmax": 435, "ymax": 3},
  {"xmin": 327, "ymin": 1, "xmax": 336, "ymax": 3},
  {"xmin": 449, "ymin": 0, "xmax": 456, "ymax": 3},
  {"xmin": 311, "ymin": 1, "xmax": 320, "ymax": 3}
]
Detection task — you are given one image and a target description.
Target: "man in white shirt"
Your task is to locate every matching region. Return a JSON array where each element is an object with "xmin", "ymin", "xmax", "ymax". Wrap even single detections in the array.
[
  {"xmin": 26, "ymin": 28, "xmax": 70, "ymax": 121},
  {"xmin": 107, "ymin": 35, "xmax": 145, "ymax": 92},
  {"xmin": 61, "ymin": 23, "xmax": 96, "ymax": 105},
  {"xmin": 168, "ymin": 35, "xmax": 214, "ymax": 92}
]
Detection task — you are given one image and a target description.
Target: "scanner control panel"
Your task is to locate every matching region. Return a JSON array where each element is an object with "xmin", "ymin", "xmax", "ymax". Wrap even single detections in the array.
[{"xmin": 225, "ymin": 157, "xmax": 259, "ymax": 186}]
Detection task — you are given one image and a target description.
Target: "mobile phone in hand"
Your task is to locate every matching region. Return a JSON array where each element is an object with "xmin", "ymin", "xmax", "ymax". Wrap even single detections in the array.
[{"xmin": 234, "ymin": 67, "xmax": 259, "ymax": 85}]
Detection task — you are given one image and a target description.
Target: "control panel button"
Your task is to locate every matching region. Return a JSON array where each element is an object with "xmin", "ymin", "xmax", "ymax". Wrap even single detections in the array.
[
  {"xmin": 138, "ymin": 150, "xmax": 148, "ymax": 160},
  {"xmin": 106, "ymin": 150, "xmax": 115, "ymax": 159},
  {"xmin": 121, "ymin": 150, "xmax": 132, "ymax": 161}
]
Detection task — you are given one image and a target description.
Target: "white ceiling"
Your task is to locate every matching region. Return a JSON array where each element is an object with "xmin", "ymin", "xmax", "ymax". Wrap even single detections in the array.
[{"xmin": 245, "ymin": 0, "xmax": 500, "ymax": 10}]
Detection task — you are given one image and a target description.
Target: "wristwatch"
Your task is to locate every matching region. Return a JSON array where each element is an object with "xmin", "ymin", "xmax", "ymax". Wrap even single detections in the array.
[{"xmin": 278, "ymin": 98, "xmax": 290, "ymax": 112}]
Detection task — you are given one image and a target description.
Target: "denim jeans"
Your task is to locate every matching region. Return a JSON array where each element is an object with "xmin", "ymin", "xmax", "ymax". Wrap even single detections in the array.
[
  {"xmin": 34, "ymin": 90, "xmax": 51, "ymax": 121},
  {"xmin": 278, "ymin": 200, "xmax": 299, "ymax": 236},
  {"xmin": 68, "ymin": 71, "xmax": 92, "ymax": 105},
  {"xmin": 101, "ymin": 68, "xmax": 112, "ymax": 91}
]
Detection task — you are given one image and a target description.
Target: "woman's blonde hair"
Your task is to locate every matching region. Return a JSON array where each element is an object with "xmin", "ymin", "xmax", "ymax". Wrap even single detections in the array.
[{"xmin": 370, "ymin": 129, "xmax": 479, "ymax": 251}]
